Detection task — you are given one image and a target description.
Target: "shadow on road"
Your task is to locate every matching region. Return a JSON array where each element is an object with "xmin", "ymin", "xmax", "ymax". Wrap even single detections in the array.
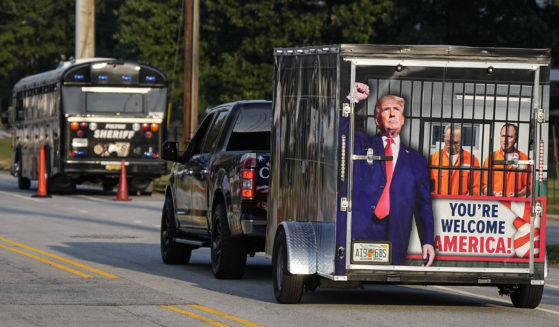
[{"xmin": 50, "ymin": 241, "xmax": 510, "ymax": 307}]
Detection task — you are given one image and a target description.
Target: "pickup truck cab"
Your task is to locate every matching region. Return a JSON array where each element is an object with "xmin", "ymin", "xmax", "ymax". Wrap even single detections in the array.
[{"xmin": 161, "ymin": 100, "xmax": 271, "ymax": 278}]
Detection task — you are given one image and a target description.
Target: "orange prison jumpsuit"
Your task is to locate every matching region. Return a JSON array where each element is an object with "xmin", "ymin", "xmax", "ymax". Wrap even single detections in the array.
[
  {"xmin": 429, "ymin": 149, "xmax": 481, "ymax": 195},
  {"xmin": 482, "ymin": 148, "xmax": 530, "ymax": 197}
]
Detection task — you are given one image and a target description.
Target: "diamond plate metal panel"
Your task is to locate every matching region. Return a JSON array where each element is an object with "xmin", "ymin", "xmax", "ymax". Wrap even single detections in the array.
[
  {"xmin": 284, "ymin": 222, "xmax": 316, "ymax": 274},
  {"xmin": 315, "ymin": 222, "xmax": 336, "ymax": 275}
]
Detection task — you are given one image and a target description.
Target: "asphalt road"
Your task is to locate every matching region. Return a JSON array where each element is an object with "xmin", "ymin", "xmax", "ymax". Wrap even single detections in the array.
[{"xmin": 0, "ymin": 171, "xmax": 558, "ymax": 326}]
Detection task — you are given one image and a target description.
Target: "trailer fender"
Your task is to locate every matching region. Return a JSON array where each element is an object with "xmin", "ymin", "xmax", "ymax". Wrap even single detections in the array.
[{"xmin": 280, "ymin": 221, "xmax": 317, "ymax": 275}]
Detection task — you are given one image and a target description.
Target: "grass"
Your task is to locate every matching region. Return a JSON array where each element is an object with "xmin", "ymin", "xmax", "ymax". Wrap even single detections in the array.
[
  {"xmin": 0, "ymin": 137, "xmax": 11, "ymax": 171},
  {"xmin": 153, "ymin": 174, "xmax": 169, "ymax": 194},
  {"xmin": 548, "ymin": 244, "xmax": 559, "ymax": 265}
]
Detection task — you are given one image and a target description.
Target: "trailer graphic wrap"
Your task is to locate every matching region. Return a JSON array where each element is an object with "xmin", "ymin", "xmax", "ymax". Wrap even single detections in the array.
[
  {"xmin": 406, "ymin": 197, "xmax": 545, "ymax": 261},
  {"xmin": 345, "ymin": 62, "xmax": 548, "ymax": 271}
]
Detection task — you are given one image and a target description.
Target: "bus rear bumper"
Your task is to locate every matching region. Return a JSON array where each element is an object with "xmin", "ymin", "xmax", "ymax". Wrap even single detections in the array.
[{"xmin": 61, "ymin": 159, "xmax": 166, "ymax": 176}]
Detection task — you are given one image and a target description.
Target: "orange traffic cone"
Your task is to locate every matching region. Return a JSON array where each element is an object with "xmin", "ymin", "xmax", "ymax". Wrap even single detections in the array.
[
  {"xmin": 114, "ymin": 160, "xmax": 131, "ymax": 201},
  {"xmin": 32, "ymin": 143, "xmax": 51, "ymax": 198}
]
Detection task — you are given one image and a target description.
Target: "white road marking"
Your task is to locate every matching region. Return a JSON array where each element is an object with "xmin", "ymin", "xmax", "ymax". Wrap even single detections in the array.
[
  {"xmin": 0, "ymin": 190, "xmax": 41, "ymax": 202},
  {"xmin": 433, "ymin": 285, "xmax": 559, "ymax": 315}
]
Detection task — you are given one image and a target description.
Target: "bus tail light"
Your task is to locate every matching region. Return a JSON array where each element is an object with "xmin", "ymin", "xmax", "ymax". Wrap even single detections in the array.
[
  {"xmin": 145, "ymin": 131, "xmax": 153, "ymax": 139},
  {"xmin": 150, "ymin": 123, "xmax": 159, "ymax": 132},
  {"xmin": 79, "ymin": 122, "xmax": 88, "ymax": 130},
  {"xmin": 141, "ymin": 123, "xmax": 149, "ymax": 131},
  {"xmin": 70, "ymin": 122, "xmax": 79, "ymax": 130}
]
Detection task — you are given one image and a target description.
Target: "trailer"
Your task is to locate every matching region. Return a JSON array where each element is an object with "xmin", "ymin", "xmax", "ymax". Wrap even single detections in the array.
[{"xmin": 267, "ymin": 44, "xmax": 550, "ymax": 307}]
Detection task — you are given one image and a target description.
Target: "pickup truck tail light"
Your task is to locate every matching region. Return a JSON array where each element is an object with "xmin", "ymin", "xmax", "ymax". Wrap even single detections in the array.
[
  {"xmin": 241, "ymin": 169, "xmax": 255, "ymax": 199},
  {"xmin": 240, "ymin": 153, "xmax": 257, "ymax": 200}
]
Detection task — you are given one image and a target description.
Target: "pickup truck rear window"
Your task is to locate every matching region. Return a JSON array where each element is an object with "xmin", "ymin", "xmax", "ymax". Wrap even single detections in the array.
[{"xmin": 227, "ymin": 107, "xmax": 271, "ymax": 151}]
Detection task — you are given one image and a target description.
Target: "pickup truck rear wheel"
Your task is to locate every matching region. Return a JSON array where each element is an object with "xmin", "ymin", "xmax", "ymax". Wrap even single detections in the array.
[
  {"xmin": 160, "ymin": 196, "xmax": 191, "ymax": 264},
  {"xmin": 211, "ymin": 203, "xmax": 246, "ymax": 279},
  {"xmin": 273, "ymin": 227, "xmax": 304, "ymax": 304},
  {"xmin": 510, "ymin": 284, "xmax": 543, "ymax": 308}
]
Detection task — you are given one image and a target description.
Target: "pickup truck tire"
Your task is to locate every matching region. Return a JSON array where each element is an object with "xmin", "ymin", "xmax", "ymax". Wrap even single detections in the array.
[
  {"xmin": 160, "ymin": 196, "xmax": 191, "ymax": 264},
  {"xmin": 510, "ymin": 284, "xmax": 543, "ymax": 308},
  {"xmin": 211, "ymin": 203, "xmax": 246, "ymax": 279},
  {"xmin": 273, "ymin": 227, "xmax": 304, "ymax": 304}
]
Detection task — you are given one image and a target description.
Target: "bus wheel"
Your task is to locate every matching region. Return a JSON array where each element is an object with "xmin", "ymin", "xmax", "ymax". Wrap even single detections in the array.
[
  {"xmin": 272, "ymin": 227, "xmax": 304, "ymax": 304},
  {"xmin": 102, "ymin": 181, "xmax": 117, "ymax": 192},
  {"xmin": 160, "ymin": 196, "xmax": 191, "ymax": 264},
  {"xmin": 16, "ymin": 161, "xmax": 30, "ymax": 190},
  {"xmin": 129, "ymin": 177, "xmax": 153, "ymax": 195},
  {"xmin": 510, "ymin": 284, "xmax": 543, "ymax": 308},
  {"xmin": 48, "ymin": 175, "xmax": 74, "ymax": 193},
  {"xmin": 211, "ymin": 203, "xmax": 246, "ymax": 279}
]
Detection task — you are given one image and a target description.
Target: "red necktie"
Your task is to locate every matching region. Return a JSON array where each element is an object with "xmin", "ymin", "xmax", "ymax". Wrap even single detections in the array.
[{"xmin": 374, "ymin": 137, "xmax": 394, "ymax": 219}]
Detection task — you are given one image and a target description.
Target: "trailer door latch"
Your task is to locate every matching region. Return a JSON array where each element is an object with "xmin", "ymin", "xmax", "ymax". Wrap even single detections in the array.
[
  {"xmin": 537, "ymin": 108, "xmax": 545, "ymax": 123},
  {"xmin": 340, "ymin": 197, "xmax": 349, "ymax": 211},
  {"xmin": 342, "ymin": 103, "xmax": 351, "ymax": 117}
]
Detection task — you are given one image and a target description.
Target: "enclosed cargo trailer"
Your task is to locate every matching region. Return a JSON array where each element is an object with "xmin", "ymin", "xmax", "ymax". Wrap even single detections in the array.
[{"xmin": 267, "ymin": 44, "xmax": 550, "ymax": 307}]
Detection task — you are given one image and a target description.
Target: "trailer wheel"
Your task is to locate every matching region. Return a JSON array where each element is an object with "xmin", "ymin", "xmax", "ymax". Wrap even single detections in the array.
[
  {"xmin": 160, "ymin": 196, "xmax": 191, "ymax": 264},
  {"xmin": 211, "ymin": 203, "xmax": 246, "ymax": 279},
  {"xmin": 273, "ymin": 228, "xmax": 304, "ymax": 304},
  {"xmin": 510, "ymin": 284, "xmax": 544, "ymax": 308}
]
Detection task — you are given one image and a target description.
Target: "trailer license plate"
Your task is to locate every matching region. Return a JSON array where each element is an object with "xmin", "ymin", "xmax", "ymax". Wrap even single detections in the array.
[{"xmin": 351, "ymin": 241, "xmax": 391, "ymax": 264}]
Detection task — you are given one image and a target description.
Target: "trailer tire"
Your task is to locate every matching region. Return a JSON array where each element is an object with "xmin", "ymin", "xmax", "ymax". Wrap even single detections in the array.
[
  {"xmin": 160, "ymin": 196, "xmax": 191, "ymax": 264},
  {"xmin": 211, "ymin": 203, "xmax": 246, "ymax": 279},
  {"xmin": 510, "ymin": 284, "xmax": 543, "ymax": 308},
  {"xmin": 273, "ymin": 228, "xmax": 304, "ymax": 304}
]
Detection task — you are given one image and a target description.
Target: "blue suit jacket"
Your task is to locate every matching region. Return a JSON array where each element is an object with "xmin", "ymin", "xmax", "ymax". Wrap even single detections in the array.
[{"xmin": 351, "ymin": 133, "xmax": 434, "ymax": 265}]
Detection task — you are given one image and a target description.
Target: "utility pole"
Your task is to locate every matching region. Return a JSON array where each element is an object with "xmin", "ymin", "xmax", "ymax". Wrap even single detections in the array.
[
  {"xmin": 75, "ymin": 0, "xmax": 95, "ymax": 58},
  {"xmin": 181, "ymin": 0, "xmax": 200, "ymax": 150}
]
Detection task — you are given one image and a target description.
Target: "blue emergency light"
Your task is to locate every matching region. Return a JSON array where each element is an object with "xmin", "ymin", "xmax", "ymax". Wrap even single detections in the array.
[
  {"xmin": 98, "ymin": 75, "xmax": 108, "ymax": 81},
  {"xmin": 143, "ymin": 152, "xmax": 158, "ymax": 158},
  {"xmin": 74, "ymin": 74, "xmax": 85, "ymax": 81},
  {"xmin": 122, "ymin": 75, "xmax": 132, "ymax": 81},
  {"xmin": 146, "ymin": 76, "xmax": 156, "ymax": 82}
]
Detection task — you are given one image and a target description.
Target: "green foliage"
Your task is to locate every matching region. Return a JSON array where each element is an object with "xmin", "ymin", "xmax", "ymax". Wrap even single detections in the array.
[
  {"xmin": 113, "ymin": 0, "xmax": 185, "ymax": 118},
  {"xmin": 375, "ymin": 0, "xmax": 559, "ymax": 62},
  {"xmin": 0, "ymin": 0, "xmax": 558, "ymax": 121},
  {"xmin": 548, "ymin": 244, "xmax": 559, "ymax": 265},
  {"xmin": 0, "ymin": 137, "xmax": 11, "ymax": 171},
  {"xmin": 0, "ymin": 0, "xmax": 75, "ymax": 110},
  {"xmin": 199, "ymin": 0, "xmax": 392, "ymax": 107}
]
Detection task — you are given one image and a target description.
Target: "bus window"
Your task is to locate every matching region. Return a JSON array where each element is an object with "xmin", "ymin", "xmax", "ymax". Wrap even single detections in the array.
[{"xmin": 85, "ymin": 92, "xmax": 143, "ymax": 113}]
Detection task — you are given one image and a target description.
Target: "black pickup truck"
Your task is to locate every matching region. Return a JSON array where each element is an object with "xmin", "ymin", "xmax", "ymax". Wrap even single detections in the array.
[{"xmin": 160, "ymin": 100, "xmax": 271, "ymax": 278}]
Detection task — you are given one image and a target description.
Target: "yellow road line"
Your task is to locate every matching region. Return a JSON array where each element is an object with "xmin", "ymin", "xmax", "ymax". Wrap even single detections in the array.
[
  {"xmin": 0, "ymin": 243, "xmax": 93, "ymax": 278},
  {"xmin": 0, "ymin": 236, "xmax": 119, "ymax": 279},
  {"xmin": 189, "ymin": 304, "xmax": 264, "ymax": 327},
  {"xmin": 161, "ymin": 305, "xmax": 230, "ymax": 327}
]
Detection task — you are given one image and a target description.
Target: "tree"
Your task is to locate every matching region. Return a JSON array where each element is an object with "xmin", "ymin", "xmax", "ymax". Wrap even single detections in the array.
[
  {"xmin": 0, "ymin": 0, "xmax": 75, "ymax": 111},
  {"xmin": 113, "ymin": 0, "xmax": 185, "ymax": 120},
  {"xmin": 199, "ymin": 0, "xmax": 393, "ymax": 108},
  {"xmin": 374, "ymin": 0, "xmax": 559, "ymax": 65}
]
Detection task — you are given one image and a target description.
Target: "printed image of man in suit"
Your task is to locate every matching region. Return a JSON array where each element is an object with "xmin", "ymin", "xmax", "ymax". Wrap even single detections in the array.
[{"xmin": 351, "ymin": 91, "xmax": 435, "ymax": 266}]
